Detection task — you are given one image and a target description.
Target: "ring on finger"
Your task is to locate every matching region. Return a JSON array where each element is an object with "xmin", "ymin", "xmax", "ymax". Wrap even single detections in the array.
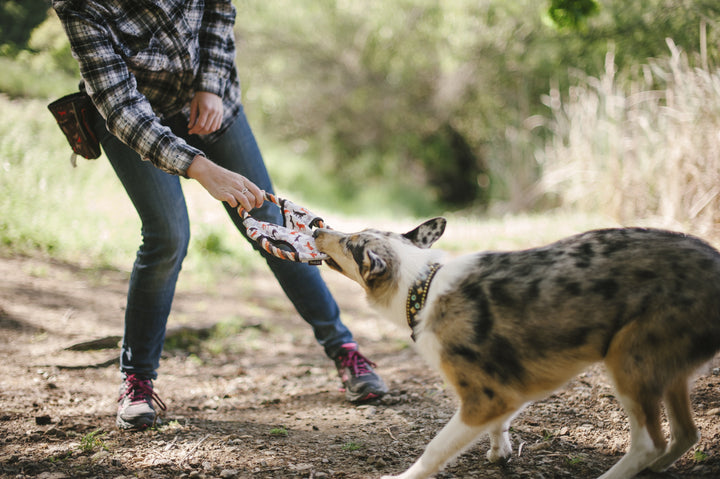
[{"xmin": 241, "ymin": 187, "xmax": 250, "ymax": 194}]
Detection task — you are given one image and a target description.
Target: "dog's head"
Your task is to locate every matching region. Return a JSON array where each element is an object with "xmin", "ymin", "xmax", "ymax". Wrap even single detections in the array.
[{"xmin": 313, "ymin": 217, "xmax": 446, "ymax": 303}]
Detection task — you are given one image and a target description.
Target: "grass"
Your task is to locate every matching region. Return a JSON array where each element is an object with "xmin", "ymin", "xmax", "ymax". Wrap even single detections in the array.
[
  {"xmin": 342, "ymin": 441, "xmax": 363, "ymax": 451},
  {"xmin": 269, "ymin": 427, "xmax": 289, "ymax": 437},
  {"xmin": 78, "ymin": 430, "xmax": 108, "ymax": 453},
  {"xmin": 0, "ymin": 56, "xmax": 78, "ymax": 100},
  {"xmin": 539, "ymin": 42, "xmax": 720, "ymax": 238}
]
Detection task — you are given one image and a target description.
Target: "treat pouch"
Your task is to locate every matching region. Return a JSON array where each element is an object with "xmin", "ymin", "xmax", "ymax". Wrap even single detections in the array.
[{"xmin": 47, "ymin": 92, "xmax": 101, "ymax": 166}]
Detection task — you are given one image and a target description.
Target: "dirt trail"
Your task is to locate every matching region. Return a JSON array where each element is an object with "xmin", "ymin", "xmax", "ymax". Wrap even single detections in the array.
[{"xmin": 1, "ymin": 253, "xmax": 720, "ymax": 478}]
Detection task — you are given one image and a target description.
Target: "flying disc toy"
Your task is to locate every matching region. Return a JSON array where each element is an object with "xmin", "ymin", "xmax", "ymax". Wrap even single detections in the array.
[{"xmin": 239, "ymin": 192, "xmax": 329, "ymax": 265}]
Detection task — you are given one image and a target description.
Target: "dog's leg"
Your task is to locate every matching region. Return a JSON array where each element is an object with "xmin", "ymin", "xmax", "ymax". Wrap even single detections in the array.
[
  {"xmin": 648, "ymin": 377, "xmax": 699, "ymax": 472},
  {"xmin": 598, "ymin": 391, "xmax": 666, "ymax": 479},
  {"xmin": 486, "ymin": 421, "xmax": 512, "ymax": 463},
  {"xmin": 380, "ymin": 410, "xmax": 484, "ymax": 479}
]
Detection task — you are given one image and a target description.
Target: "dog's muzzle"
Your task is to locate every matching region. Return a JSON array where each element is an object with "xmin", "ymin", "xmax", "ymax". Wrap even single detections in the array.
[{"xmin": 312, "ymin": 229, "xmax": 343, "ymax": 272}]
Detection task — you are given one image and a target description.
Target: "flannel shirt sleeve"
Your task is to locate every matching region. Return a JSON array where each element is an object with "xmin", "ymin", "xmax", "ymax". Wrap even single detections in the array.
[
  {"xmin": 195, "ymin": 0, "xmax": 237, "ymax": 96},
  {"xmin": 54, "ymin": 6, "xmax": 202, "ymax": 177}
]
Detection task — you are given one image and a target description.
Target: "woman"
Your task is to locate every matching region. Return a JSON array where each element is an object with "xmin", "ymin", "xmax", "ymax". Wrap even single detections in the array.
[{"xmin": 53, "ymin": 0, "xmax": 387, "ymax": 430}]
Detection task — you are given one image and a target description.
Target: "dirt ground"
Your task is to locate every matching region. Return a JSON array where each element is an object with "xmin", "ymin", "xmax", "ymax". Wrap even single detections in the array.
[{"xmin": 2, "ymin": 252, "xmax": 720, "ymax": 479}]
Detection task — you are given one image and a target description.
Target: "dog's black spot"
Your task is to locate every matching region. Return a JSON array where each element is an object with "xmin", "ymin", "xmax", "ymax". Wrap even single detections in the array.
[
  {"xmin": 458, "ymin": 378, "xmax": 470, "ymax": 389},
  {"xmin": 498, "ymin": 255, "xmax": 512, "ymax": 267},
  {"xmin": 451, "ymin": 344, "xmax": 482, "ymax": 363},
  {"xmin": 697, "ymin": 257, "xmax": 716, "ymax": 271},
  {"xmin": 555, "ymin": 277, "xmax": 582, "ymax": 296},
  {"xmin": 628, "ymin": 293, "xmax": 653, "ymax": 320},
  {"xmin": 348, "ymin": 242, "xmax": 367, "ymax": 270},
  {"xmin": 460, "ymin": 281, "xmax": 494, "ymax": 341},
  {"xmin": 601, "ymin": 306, "xmax": 628, "ymax": 357},
  {"xmin": 565, "ymin": 281, "xmax": 582, "ymax": 296},
  {"xmin": 513, "ymin": 263, "xmax": 536, "ymax": 277},
  {"xmin": 669, "ymin": 261, "xmax": 688, "ymax": 281},
  {"xmin": 633, "ymin": 269, "xmax": 658, "ymax": 281},
  {"xmin": 688, "ymin": 329, "xmax": 720, "ymax": 362},
  {"xmin": 598, "ymin": 231, "xmax": 630, "ymax": 257},
  {"xmin": 483, "ymin": 387, "xmax": 495, "ymax": 400},
  {"xmin": 645, "ymin": 331, "xmax": 661, "ymax": 348},
  {"xmin": 450, "ymin": 339, "xmax": 528, "ymax": 383},
  {"xmin": 675, "ymin": 295, "xmax": 696, "ymax": 309},
  {"xmin": 557, "ymin": 326, "xmax": 593, "ymax": 348},
  {"xmin": 483, "ymin": 336, "xmax": 525, "ymax": 383},
  {"xmin": 526, "ymin": 278, "xmax": 542, "ymax": 301},
  {"xmin": 570, "ymin": 243, "xmax": 595, "ymax": 268},
  {"xmin": 533, "ymin": 250, "xmax": 551, "ymax": 261},
  {"xmin": 489, "ymin": 278, "xmax": 514, "ymax": 309},
  {"xmin": 632, "ymin": 354, "xmax": 644, "ymax": 366},
  {"xmin": 590, "ymin": 278, "xmax": 619, "ymax": 300}
]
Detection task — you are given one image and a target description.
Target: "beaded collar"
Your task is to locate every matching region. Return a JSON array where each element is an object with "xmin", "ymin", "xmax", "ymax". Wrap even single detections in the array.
[{"xmin": 405, "ymin": 263, "xmax": 442, "ymax": 341}]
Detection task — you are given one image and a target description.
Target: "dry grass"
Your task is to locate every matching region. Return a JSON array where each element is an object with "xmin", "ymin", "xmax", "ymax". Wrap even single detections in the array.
[{"xmin": 539, "ymin": 40, "xmax": 720, "ymax": 237}]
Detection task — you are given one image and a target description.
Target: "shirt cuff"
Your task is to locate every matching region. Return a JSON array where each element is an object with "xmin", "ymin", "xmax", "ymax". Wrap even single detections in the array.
[
  {"xmin": 195, "ymin": 72, "xmax": 226, "ymax": 97},
  {"xmin": 160, "ymin": 142, "xmax": 203, "ymax": 178}
]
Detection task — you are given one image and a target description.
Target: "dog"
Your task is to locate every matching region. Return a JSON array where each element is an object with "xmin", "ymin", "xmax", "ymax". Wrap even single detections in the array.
[{"xmin": 313, "ymin": 218, "xmax": 720, "ymax": 479}]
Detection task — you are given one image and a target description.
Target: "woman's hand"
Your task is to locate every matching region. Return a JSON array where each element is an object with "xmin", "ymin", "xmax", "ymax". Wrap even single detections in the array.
[
  {"xmin": 188, "ymin": 91, "xmax": 224, "ymax": 135},
  {"xmin": 186, "ymin": 155, "xmax": 264, "ymax": 212}
]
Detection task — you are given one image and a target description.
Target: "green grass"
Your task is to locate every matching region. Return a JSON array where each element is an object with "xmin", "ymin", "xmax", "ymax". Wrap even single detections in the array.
[
  {"xmin": 269, "ymin": 427, "xmax": 288, "ymax": 437},
  {"xmin": 0, "ymin": 56, "xmax": 78, "ymax": 100},
  {"xmin": 342, "ymin": 441, "xmax": 362, "ymax": 451},
  {"xmin": 78, "ymin": 430, "xmax": 108, "ymax": 453}
]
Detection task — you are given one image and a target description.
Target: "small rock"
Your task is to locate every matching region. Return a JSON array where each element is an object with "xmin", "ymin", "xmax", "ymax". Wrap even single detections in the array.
[
  {"xmin": 36, "ymin": 473, "xmax": 69, "ymax": 479},
  {"xmin": 219, "ymin": 469, "xmax": 238, "ymax": 478},
  {"xmin": 35, "ymin": 415, "xmax": 52, "ymax": 426}
]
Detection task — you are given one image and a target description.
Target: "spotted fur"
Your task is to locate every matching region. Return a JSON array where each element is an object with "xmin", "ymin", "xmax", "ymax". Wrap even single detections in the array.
[{"xmin": 313, "ymin": 218, "xmax": 720, "ymax": 479}]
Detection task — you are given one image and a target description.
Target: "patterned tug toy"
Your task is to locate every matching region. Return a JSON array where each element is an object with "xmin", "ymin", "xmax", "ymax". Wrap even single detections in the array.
[{"xmin": 239, "ymin": 192, "xmax": 330, "ymax": 265}]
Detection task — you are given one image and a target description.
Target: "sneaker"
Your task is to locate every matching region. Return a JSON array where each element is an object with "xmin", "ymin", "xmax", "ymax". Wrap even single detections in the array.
[
  {"xmin": 334, "ymin": 343, "xmax": 389, "ymax": 402},
  {"xmin": 116, "ymin": 374, "xmax": 166, "ymax": 430}
]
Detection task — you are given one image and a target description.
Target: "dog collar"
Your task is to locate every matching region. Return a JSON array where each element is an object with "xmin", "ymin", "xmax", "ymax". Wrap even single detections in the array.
[{"xmin": 406, "ymin": 263, "xmax": 442, "ymax": 341}]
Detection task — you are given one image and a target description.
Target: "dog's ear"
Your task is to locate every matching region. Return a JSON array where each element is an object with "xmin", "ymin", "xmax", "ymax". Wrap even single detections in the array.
[
  {"xmin": 402, "ymin": 217, "xmax": 446, "ymax": 249},
  {"xmin": 361, "ymin": 249, "xmax": 387, "ymax": 282}
]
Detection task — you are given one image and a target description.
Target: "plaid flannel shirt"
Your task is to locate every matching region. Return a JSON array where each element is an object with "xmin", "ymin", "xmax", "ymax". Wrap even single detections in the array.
[{"xmin": 53, "ymin": 0, "xmax": 242, "ymax": 176}]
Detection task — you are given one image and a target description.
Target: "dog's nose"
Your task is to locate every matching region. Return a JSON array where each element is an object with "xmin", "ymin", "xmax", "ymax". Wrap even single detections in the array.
[{"xmin": 312, "ymin": 229, "xmax": 322, "ymax": 239}]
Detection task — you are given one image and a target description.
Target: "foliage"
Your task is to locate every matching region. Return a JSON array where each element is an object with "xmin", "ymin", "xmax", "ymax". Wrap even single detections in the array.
[
  {"xmin": 0, "ymin": 9, "xmax": 78, "ymax": 98},
  {"xmin": 0, "ymin": 0, "xmax": 51, "ymax": 50},
  {"xmin": 547, "ymin": 0, "xmax": 600, "ymax": 30},
  {"xmin": 2, "ymin": 0, "xmax": 720, "ymax": 232},
  {"xmin": 235, "ymin": 0, "xmax": 720, "ymax": 211}
]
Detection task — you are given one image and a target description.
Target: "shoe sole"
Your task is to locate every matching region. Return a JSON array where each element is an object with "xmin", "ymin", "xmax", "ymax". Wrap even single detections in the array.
[
  {"xmin": 116, "ymin": 414, "xmax": 160, "ymax": 430},
  {"xmin": 345, "ymin": 387, "xmax": 388, "ymax": 403}
]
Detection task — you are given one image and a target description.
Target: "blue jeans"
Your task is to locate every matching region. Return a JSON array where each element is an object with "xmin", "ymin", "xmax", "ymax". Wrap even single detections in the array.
[{"xmin": 92, "ymin": 107, "xmax": 354, "ymax": 379}]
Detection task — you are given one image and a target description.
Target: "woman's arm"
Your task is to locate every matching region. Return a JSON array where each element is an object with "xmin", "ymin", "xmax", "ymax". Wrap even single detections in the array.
[{"xmin": 54, "ymin": 4, "xmax": 203, "ymax": 177}]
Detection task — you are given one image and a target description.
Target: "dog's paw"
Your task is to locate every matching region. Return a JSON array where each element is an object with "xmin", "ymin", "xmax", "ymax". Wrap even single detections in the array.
[{"xmin": 486, "ymin": 444, "xmax": 512, "ymax": 463}]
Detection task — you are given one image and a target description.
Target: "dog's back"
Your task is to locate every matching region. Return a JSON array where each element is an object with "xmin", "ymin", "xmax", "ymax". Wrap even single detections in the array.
[{"xmin": 427, "ymin": 227, "xmax": 720, "ymax": 399}]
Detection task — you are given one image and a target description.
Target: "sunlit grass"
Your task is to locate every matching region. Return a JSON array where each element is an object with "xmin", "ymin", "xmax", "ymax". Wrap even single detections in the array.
[
  {"xmin": 0, "ymin": 56, "xmax": 78, "ymax": 100},
  {"xmin": 539, "ymin": 43, "xmax": 720, "ymax": 239}
]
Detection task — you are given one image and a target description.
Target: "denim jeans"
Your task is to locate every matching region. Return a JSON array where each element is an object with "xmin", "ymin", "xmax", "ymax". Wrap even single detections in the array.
[{"xmin": 92, "ymin": 107, "xmax": 354, "ymax": 379}]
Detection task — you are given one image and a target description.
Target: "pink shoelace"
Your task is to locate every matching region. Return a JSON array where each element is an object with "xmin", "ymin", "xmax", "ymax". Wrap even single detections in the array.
[
  {"xmin": 338, "ymin": 348, "xmax": 377, "ymax": 377},
  {"xmin": 119, "ymin": 374, "xmax": 167, "ymax": 411}
]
